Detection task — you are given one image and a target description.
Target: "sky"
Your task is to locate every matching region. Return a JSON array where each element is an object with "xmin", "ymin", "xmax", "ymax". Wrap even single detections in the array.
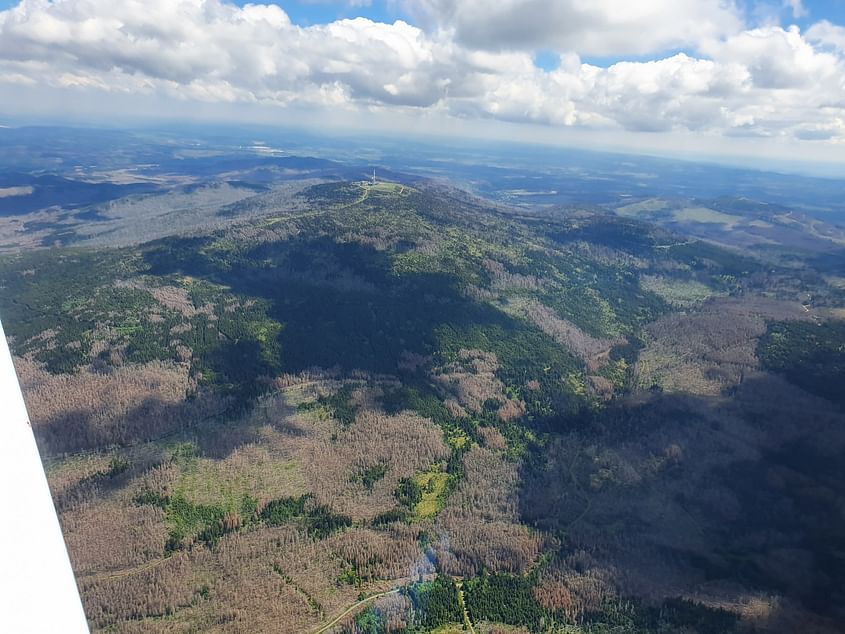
[{"xmin": 2, "ymin": 0, "xmax": 845, "ymax": 168}]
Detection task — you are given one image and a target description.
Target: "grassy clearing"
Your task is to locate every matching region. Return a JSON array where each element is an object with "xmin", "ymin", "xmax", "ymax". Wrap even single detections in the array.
[
  {"xmin": 174, "ymin": 449, "xmax": 307, "ymax": 512},
  {"xmin": 747, "ymin": 219, "xmax": 773, "ymax": 228},
  {"xmin": 672, "ymin": 207, "xmax": 742, "ymax": 227},
  {"xmin": 200, "ymin": 237, "xmax": 239, "ymax": 256},
  {"xmin": 473, "ymin": 624, "xmax": 531, "ymax": 634},
  {"xmin": 641, "ymin": 275, "xmax": 717, "ymax": 307},
  {"xmin": 368, "ymin": 181, "xmax": 412, "ymax": 195},
  {"xmin": 446, "ymin": 429, "xmax": 470, "ymax": 450},
  {"xmin": 615, "ymin": 198, "xmax": 670, "ymax": 216},
  {"xmin": 413, "ymin": 469, "xmax": 450, "ymax": 518}
]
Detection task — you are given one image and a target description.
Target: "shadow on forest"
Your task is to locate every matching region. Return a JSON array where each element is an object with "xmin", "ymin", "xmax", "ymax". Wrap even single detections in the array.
[
  {"xmin": 519, "ymin": 372, "xmax": 845, "ymax": 624},
  {"xmin": 33, "ymin": 391, "xmax": 231, "ymax": 457},
  {"xmin": 143, "ymin": 235, "xmax": 515, "ymax": 376}
]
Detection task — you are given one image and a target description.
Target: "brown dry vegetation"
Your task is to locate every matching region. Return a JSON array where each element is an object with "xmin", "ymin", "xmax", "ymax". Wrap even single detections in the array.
[
  {"xmin": 303, "ymin": 409, "xmax": 449, "ymax": 520},
  {"xmin": 329, "ymin": 593, "xmax": 414, "ymax": 634},
  {"xmin": 533, "ymin": 550, "xmax": 618, "ymax": 621},
  {"xmin": 484, "ymin": 258, "xmax": 546, "ymax": 293},
  {"xmin": 523, "ymin": 300, "xmax": 624, "ymax": 370},
  {"xmin": 192, "ymin": 526, "xmax": 359, "ymax": 633},
  {"xmin": 433, "ymin": 447, "xmax": 544, "ymax": 576},
  {"xmin": 478, "ymin": 426, "xmax": 508, "ymax": 451},
  {"xmin": 79, "ymin": 552, "xmax": 197, "ymax": 629},
  {"xmin": 79, "ymin": 524, "xmax": 358, "ymax": 633},
  {"xmin": 46, "ymin": 454, "xmax": 115, "ymax": 503},
  {"xmin": 7, "ymin": 186, "xmax": 841, "ymax": 633},
  {"xmin": 431, "ymin": 349, "xmax": 526, "ymax": 423},
  {"xmin": 17, "ymin": 356, "xmax": 225, "ymax": 454},
  {"xmin": 66, "ymin": 501, "xmax": 169, "ymax": 576},
  {"xmin": 330, "ymin": 524, "xmax": 429, "ymax": 581},
  {"xmin": 371, "ymin": 593, "xmax": 413, "ymax": 632},
  {"xmin": 23, "ymin": 292, "xmax": 841, "ymax": 633},
  {"xmin": 634, "ymin": 297, "xmax": 812, "ymax": 395},
  {"xmin": 115, "ymin": 279, "xmax": 215, "ymax": 319},
  {"xmin": 41, "ymin": 377, "xmax": 466, "ymax": 632},
  {"xmin": 495, "ymin": 398, "xmax": 526, "ymax": 422},
  {"xmin": 432, "ymin": 349, "xmax": 505, "ymax": 414},
  {"xmin": 177, "ymin": 522, "xmax": 422, "ymax": 633},
  {"xmin": 0, "ymin": 210, "xmax": 68, "ymax": 253}
]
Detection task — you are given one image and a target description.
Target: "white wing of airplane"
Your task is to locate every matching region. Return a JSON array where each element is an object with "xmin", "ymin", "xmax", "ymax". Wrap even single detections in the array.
[{"xmin": 0, "ymin": 317, "xmax": 89, "ymax": 633}]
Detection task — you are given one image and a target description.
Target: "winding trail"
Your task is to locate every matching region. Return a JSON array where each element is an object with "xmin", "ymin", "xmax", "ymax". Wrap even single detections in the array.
[
  {"xmin": 336, "ymin": 183, "xmax": 370, "ymax": 210},
  {"xmin": 456, "ymin": 581, "xmax": 476, "ymax": 634},
  {"xmin": 263, "ymin": 181, "xmax": 370, "ymax": 227},
  {"xmin": 310, "ymin": 589, "xmax": 400, "ymax": 634},
  {"xmin": 78, "ymin": 554, "xmax": 172, "ymax": 583}
]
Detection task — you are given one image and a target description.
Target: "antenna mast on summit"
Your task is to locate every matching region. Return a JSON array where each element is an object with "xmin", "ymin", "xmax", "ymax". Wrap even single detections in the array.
[{"xmin": 372, "ymin": 168, "xmax": 376, "ymax": 185}]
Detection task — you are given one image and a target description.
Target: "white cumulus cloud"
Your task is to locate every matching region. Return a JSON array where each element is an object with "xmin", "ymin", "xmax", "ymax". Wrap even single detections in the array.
[
  {"xmin": 807, "ymin": 19, "xmax": 845, "ymax": 52},
  {"xmin": 403, "ymin": 0, "xmax": 744, "ymax": 56},
  {"xmin": 783, "ymin": 0, "xmax": 808, "ymax": 19},
  {"xmin": 0, "ymin": 0, "xmax": 843, "ymax": 147}
]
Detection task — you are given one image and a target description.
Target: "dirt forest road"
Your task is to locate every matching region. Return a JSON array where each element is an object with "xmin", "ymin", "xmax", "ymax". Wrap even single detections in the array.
[{"xmin": 310, "ymin": 589, "xmax": 400, "ymax": 634}]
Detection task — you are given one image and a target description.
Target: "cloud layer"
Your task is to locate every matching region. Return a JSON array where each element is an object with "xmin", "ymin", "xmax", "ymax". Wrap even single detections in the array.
[
  {"xmin": 0, "ymin": 0, "xmax": 844, "ymax": 145},
  {"xmin": 406, "ymin": 0, "xmax": 743, "ymax": 56}
]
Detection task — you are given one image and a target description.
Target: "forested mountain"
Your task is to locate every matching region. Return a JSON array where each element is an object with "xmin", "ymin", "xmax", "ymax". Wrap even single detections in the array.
[{"xmin": 2, "ymin": 150, "xmax": 844, "ymax": 633}]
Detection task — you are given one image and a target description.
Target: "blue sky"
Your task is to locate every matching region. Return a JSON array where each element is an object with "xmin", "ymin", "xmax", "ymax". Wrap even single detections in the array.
[
  {"xmin": 257, "ymin": 1, "xmax": 408, "ymax": 26},
  {"xmin": 0, "ymin": 0, "xmax": 409, "ymax": 25},
  {"xmin": 777, "ymin": 0, "xmax": 845, "ymax": 24}
]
